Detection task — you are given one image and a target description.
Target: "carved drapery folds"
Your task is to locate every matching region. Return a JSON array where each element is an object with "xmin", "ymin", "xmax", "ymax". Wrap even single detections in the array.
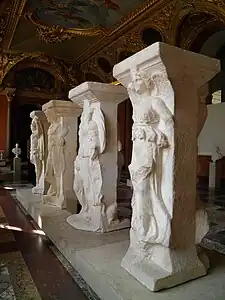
[
  {"xmin": 113, "ymin": 42, "xmax": 220, "ymax": 292},
  {"xmin": 67, "ymin": 82, "xmax": 129, "ymax": 233},
  {"xmin": 42, "ymin": 100, "xmax": 81, "ymax": 211},
  {"xmin": 127, "ymin": 68, "xmax": 174, "ymax": 249},
  {"xmin": 74, "ymin": 102, "xmax": 106, "ymax": 220},
  {"xmin": 30, "ymin": 111, "xmax": 49, "ymax": 195}
]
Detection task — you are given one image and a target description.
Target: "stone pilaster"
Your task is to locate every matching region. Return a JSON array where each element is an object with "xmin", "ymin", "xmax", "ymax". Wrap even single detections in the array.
[
  {"xmin": 67, "ymin": 82, "xmax": 130, "ymax": 232},
  {"xmin": 113, "ymin": 42, "xmax": 220, "ymax": 291},
  {"xmin": 42, "ymin": 100, "xmax": 81, "ymax": 212}
]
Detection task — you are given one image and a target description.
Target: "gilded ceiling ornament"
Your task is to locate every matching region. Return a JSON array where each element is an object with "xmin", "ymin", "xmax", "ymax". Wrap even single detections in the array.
[
  {"xmin": 0, "ymin": 53, "xmax": 29, "ymax": 85},
  {"xmin": 2, "ymin": 0, "xmax": 27, "ymax": 51},
  {"xmin": 24, "ymin": 12, "xmax": 107, "ymax": 42},
  {"xmin": 150, "ymin": 1, "xmax": 177, "ymax": 36},
  {"xmin": 36, "ymin": 25, "xmax": 74, "ymax": 43}
]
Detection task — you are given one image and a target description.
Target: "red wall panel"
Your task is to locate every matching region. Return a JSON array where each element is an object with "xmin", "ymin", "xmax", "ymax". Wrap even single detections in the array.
[{"xmin": 0, "ymin": 94, "xmax": 8, "ymax": 152}]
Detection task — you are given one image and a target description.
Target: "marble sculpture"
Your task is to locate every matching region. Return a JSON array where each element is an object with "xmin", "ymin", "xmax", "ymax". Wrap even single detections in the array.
[
  {"xmin": 113, "ymin": 42, "xmax": 220, "ymax": 291},
  {"xmin": 42, "ymin": 100, "xmax": 81, "ymax": 211},
  {"xmin": 67, "ymin": 82, "xmax": 129, "ymax": 232},
  {"xmin": 74, "ymin": 102, "xmax": 106, "ymax": 225},
  {"xmin": 30, "ymin": 111, "xmax": 49, "ymax": 195}
]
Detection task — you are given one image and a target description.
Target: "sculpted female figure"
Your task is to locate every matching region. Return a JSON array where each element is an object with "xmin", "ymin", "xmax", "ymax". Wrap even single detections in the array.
[
  {"xmin": 127, "ymin": 69, "xmax": 174, "ymax": 250},
  {"xmin": 45, "ymin": 111, "xmax": 68, "ymax": 201},
  {"xmin": 30, "ymin": 115, "xmax": 44, "ymax": 194},
  {"xmin": 71, "ymin": 102, "xmax": 106, "ymax": 229}
]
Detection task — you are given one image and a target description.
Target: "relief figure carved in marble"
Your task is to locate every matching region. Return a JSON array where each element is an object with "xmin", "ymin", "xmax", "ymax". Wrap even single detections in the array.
[
  {"xmin": 30, "ymin": 112, "xmax": 48, "ymax": 195},
  {"xmin": 127, "ymin": 68, "xmax": 174, "ymax": 251},
  {"xmin": 30, "ymin": 116, "xmax": 44, "ymax": 193},
  {"xmin": 71, "ymin": 102, "xmax": 106, "ymax": 230},
  {"xmin": 45, "ymin": 112, "xmax": 68, "ymax": 200}
]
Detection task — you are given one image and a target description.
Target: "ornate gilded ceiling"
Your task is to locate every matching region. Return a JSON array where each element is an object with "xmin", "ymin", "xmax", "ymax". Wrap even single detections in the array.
[
  {"xmin": 1, "ymin": 0, "xmax": 225, "ymax": 85},
  {"xmin": 26, "ymin": 0, "xmax": 146, "ymax": 32}
]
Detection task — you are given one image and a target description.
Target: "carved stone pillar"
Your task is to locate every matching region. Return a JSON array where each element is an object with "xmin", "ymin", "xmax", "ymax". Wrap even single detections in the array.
[
  {"xmin": 30, "ymin": 110, "xmax": 49, "ymax": 195},
  {"xmin": 42, "ymin": 100, "xmax": 81, "ymax": 212},
  {"xmin": 66, "ymin": 82, "xmax": 130, "ymax": 233},
  {"xmin": 113, "ymin": 42, "xmax": 220, "ymax": 291}
]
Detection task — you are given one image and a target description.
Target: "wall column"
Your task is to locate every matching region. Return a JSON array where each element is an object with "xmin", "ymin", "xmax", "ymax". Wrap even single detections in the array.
[{"xmin": 5, "ymin": 88, "xmax": 16, "ymax": 157}]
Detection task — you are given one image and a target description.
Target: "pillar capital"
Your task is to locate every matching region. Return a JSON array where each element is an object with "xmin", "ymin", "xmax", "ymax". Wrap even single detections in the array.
[
  {"xmin": 113, "ymin": 42, "xmax": 220, "ymax": 88},
  {"xmin": 42, "ymin": 100, "xmax": 82, "ymax": 118},
  {"xmin": 68, "ymin": 82, "xmax": 128, "ymax": 107}
]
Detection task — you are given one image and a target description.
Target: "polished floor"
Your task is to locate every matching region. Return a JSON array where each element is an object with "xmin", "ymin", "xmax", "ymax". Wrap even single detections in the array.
[
  {"xmin": 1, "ymin": 167, "xmax": 225, "ymax": 299},
  {"xmin": 0, "ymin": 186, "xmax": 89, "ymax": 300}
]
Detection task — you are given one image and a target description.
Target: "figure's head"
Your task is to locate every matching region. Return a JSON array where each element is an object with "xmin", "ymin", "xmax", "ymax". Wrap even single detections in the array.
[
  {"xmin": 130, "ymin": 67, "xmax": 156, "ymax": 95},
  {"xmin": 45, "ymin": 110, "xmax": 58, "ymax": 124},
  {"xmin": 130, "ymin": 68, "xmax": 146, "ymax": 93},
  {"xmin": 31, "ymin": 118, "xmax": 37, "ymax": 131}
]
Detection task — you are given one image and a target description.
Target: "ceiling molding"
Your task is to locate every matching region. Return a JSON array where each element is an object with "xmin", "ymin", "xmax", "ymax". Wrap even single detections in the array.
[{"xmin": 3, "ymin": 0, "xmax": 27, "ymax": 51}]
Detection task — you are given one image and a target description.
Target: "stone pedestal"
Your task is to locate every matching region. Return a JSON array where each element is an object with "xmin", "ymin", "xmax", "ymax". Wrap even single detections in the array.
[
  {"xmin": 13, "ymin": 157, "xmax": 21, "ymax": 181},
  {"xmin": 13, "ymin": 157, "xmax": 21, "ymax": 173},
  {"xmin": 67, "ymin": 82, "xmax": 130, "ymax": 232},
  {"xmin": 113, "ymin": 42, "xmax": 220, "ymax": 291},
  {"xmin": 30, "ymin": 111, "xmax": 49, "ymax": 195},
  {"xmin": 42, "ymin": 100, "xmax": 81, "ymax": 212},
  {"xmin": 209, "ymin": 162, "xmax": 216, "ymax": 189}
]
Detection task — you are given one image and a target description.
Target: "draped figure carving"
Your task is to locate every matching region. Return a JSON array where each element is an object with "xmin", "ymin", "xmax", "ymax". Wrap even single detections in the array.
[
  {"xmin": 45, "ymin": 111, "xmax": 68, "ymax": 200},
  {"xmin": 30, "ymin": 111, "xmax": 48, "ymax": 195},
  {"xmin": 74, "ymin": 103, "xmax": 106, "ymax": 221},
  {"xmin": 127, "ymin": 68, "xmax": 174, "ymax": 250}
]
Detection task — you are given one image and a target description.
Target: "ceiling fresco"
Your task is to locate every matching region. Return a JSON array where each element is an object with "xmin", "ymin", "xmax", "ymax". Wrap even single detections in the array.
[{"xmin": 26, "ymin": 0, "xmax": 146, "ymax": 31}]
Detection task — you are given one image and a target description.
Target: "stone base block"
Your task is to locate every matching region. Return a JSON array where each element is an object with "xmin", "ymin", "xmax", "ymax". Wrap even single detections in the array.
[
  {"xmin": 67, "ymin": 211, "xmax": 130, "ymax": 233},
  {"xmin": 43, "ymin": 195, "xmax": 65, "ymax": 209},
  {"xmin": 121, "ymin": 246, "xmax": 207, "ymax": 292},
  {"xmin": 32, "ymin": 186, "xmax": 44, "ymax": 195},
  {"xmin": 13, "ymin": 157, "xmax": 21, "ymax": 173}
]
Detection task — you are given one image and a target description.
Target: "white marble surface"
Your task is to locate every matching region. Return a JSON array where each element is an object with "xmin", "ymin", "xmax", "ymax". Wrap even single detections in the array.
[
  {"xmin": 42, "ymin": 100, "xmax": 81, "ymax": 212},
  {"xmin": 15, "ymin": 188, "xmax": 225, "ymax": 300},
  {"xmin": 113, "ymin": 42, "xmax": 221, "ymax": 291},
  {"xmin": 68, "ymin": 82, "xmax": 130, "ymax": 232},
  {"xmin": 30, "ymin": 110, "xmax": 49, "ymax": 195}
]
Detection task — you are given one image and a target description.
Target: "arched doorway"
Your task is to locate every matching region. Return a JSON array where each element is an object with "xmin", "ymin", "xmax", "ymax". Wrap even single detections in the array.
[{"xmin": 3, "ymin": 62, "xmax": 68, "ymax": 163}]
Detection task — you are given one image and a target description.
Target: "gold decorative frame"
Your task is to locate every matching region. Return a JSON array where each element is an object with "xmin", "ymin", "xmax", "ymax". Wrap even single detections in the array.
[{"xmin": 24, "ymin": 12, "xmax": 107, "ymax": 42}]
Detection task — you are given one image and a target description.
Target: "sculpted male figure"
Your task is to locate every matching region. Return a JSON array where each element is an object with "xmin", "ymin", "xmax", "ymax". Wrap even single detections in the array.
[
  {"xmin": 67, "ymin": 102, "xmax": 106, "ymax": 231},
  {"xmin": 30, "ymin": 114, "xmax": 45, "ymax": 194},
  {"xmin": 44, "ymin": 110, "xmax": 68, "ymax": 206}
]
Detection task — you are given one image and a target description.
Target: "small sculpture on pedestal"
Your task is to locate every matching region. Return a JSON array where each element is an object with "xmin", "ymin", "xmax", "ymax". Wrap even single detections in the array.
[{"xmin": 12, "ymin": 143, "xmax": 21, "ymax": 176}]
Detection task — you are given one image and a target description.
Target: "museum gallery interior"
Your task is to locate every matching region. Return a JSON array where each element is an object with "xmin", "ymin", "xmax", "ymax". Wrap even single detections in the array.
[{"xmin": 1, "ymin": 0, "xmax": 225, "ymax": 299}]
